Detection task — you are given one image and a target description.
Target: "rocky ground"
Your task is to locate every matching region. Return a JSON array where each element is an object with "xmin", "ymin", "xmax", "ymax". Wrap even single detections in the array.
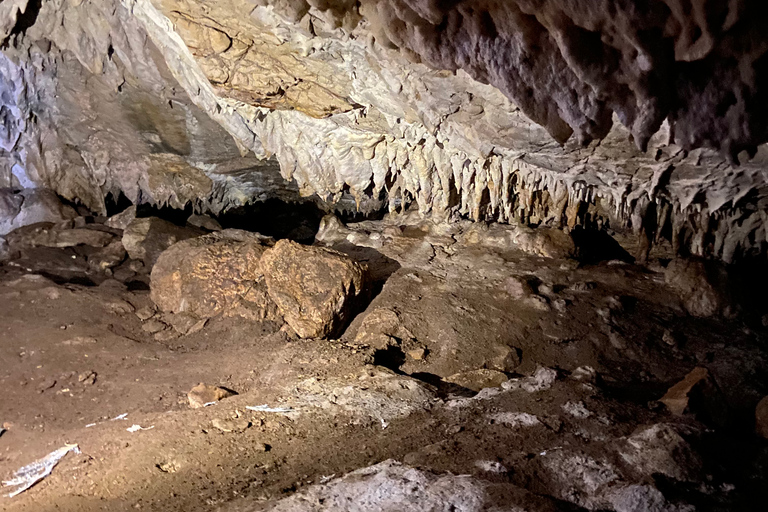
[{"xmin": 1, "ymin": 197, "xmax": 768, "ymax": 512}]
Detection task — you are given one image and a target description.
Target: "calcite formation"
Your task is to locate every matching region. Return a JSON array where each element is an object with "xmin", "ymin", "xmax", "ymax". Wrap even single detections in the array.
[{"xmin": 1, "ymin": 1, "xmax": 768, "ymax": 262}]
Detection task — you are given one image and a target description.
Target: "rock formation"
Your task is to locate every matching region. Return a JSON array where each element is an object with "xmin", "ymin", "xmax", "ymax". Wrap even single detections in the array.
[{"xmin": 1, "ymin": 0, "xmax": 768, "ymax": 264}]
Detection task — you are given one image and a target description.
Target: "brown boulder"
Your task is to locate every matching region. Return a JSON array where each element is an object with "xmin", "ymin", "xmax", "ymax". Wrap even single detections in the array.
[
  {"xmin": 445, "ymin": 369, "xmax": 509, "ymax": 392},
  {"xmin": 261, "ymin": 239, "xmax": 368, "ymax": 339},
  {"xmin": 122, "ymin": 217, "xmax": 205, "ymax": 267},
  {"xmin": 150, "ymin": 229, "xmax": 278, "ymax": 322}
]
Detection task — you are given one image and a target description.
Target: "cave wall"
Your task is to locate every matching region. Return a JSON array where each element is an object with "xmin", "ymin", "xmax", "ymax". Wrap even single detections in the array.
[{"xmin": 1, "ymin": 0, "xmax": 767, "ymax": 261}]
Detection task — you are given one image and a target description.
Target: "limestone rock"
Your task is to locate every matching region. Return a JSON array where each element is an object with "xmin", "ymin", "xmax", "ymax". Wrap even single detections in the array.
[
  {"xmin": 122, "ymin": 217, "xmax": 204, "ymax": 267},
  {"xmin": 664, "ymin": 259, "xmax": 727, "ymax": 317},
  {"xmin": 187, "ymin": 383, "xmax": 235, "ymax": 409},
  {"xmin": 261, "ymin": 239, "xmax": 368, "ymax": 339},
  {"xmin": 505, "ymin": 275, "xmax": 533, "ymax": 299},
  {"xmin": 659, "ymin": 367, "xmax": 728, "ymax": 426},
  {"xmin": 355, "ymin": 307, "xmax": 413, "ymax": 349},
  {"xmin": 187, "ymin": 214, "xmax": 222, "ymax": 231},
  {"xmin": 619, "ymin": 424, "xmax": 702, "ymax": 482},
  {"xmin": 445, "ymin": 369, "xmax": 509, "ymax": 392},
  {"xmin": 211, "ymin": 417, "xmax": 250, "ymax": 433},
  {"xmin": 0, "ymin": 189, "xmax": 77, "ymax": 236},
  {"xmin": 291, "ymin": 368, "xmax": 436, "ymax": 422},
  {"xmin": 150, "ymin": 229, "xmax": 278, "ymax": 321},
  {"xmin": 489, "ymin": 346, "xmax": 523, "ymax": 372},
  {"xmin": 87, "ymin": 240, "xmax": 127, "ymax": 272},
  {"xmin": 255, "ymin": 459, "xmax": 562, "ymax": 512},
  {"xmin": 104, "ymin": 206, "xmax": 137, "ymax": 231}
]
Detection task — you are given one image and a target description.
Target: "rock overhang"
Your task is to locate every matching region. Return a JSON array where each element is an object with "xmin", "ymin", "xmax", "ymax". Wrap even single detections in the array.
[{"xmin": 0, "ymin": 0, "xmax": 767, "ymax": 262}]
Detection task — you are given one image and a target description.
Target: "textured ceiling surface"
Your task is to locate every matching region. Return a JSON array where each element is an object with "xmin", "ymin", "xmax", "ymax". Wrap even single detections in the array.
[{"xmin": 0, "ymin": 0, "xmax": 767, "ymax": 261}]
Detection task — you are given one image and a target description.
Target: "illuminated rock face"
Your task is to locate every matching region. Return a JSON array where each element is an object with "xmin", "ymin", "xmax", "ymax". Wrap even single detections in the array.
[{"xmin": 1, "ymin": 1, "xmax": 768, "ymax": 261}]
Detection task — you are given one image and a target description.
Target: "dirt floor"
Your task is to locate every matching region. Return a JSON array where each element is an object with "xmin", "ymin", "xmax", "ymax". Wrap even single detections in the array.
[{"xmin": 1, "ymin": 209, "xmax": 767, "ymax": 511}]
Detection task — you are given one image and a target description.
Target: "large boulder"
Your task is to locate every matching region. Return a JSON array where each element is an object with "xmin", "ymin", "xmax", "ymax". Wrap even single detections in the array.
[
  {"xmin": 150, "ymin": 229, "xmax": 277, "ymax": 321},
  {"xmin": 664, "ymin": 259, "xmax": 728, "ymax": 317},
  {"xmin": 261, "ymin": 240, "xmax": 368, "ymax": 339},
  {"xmin": 122, "ymin": 217, "xmax": 204, "ymax": 267},
  {"xmin": 0, "ymin": 188, "xmax": 77, "ymax": 235}
]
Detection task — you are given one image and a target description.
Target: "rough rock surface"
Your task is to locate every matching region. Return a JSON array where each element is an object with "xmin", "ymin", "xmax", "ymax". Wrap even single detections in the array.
[
  {"xmin": 122, "ymin": 217, "xmax": 204, "ymax": 267},
  {"xmin": 1, "ymin": 1, "xmax": 768, "ymax": 263},
  {"xmin": 261, "ymin": 239, "xmax": 367, "ymax": 338},
  {"xmin": 150, "ymin": 229, "xmax": 278, "ymax": 321},
  {"xmin": 0, "ymin": 189, "xmax": 76, "ymax": 235},
  {"xmin": 664, "ymin": 259, "xmax": 727, "ymax": 317},
  {"xmin": 252, "ymin": 459, "xmax": 561, "ymax": 512}
]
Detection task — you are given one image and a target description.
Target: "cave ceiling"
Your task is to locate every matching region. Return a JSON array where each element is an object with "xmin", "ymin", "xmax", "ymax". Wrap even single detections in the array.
[{"xmin": 0, "ymin": 0, "xmax": 767, "ymax": 261}]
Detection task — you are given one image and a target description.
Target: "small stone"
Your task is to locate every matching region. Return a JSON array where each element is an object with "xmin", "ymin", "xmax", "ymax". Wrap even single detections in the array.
[
  {"xmin": 187, "ymin": 214, "xmax": 222, "ymax": 231},
  {"xmin": 165, "ymin": 312, "xmax": 200, "ymax": 335},
  {"xmin": 78, "ymin": 371, "xmax": 97, "ymax": 385},
  {"xmin": 188, "ymin": 383, "xmax": 236, "ymax": 409},
  {"xmin": 505, "ymin": 275, "xmax": 532, "ymax": 299},
  {"xmin": 355, "ymin": 308, "xmax": 412, "ymax": 349},
  {"xmin": 570, "ymin": 281, "xmax": 597, "ymax": 292},
  {"xmin": 571, "ymin": 366, "xmax": 597, "ymax": 383},
  {"xmin": 156, "ymin": 460, "xmax": 180, "ymax": 473},
  {"xmin": 254, "ymin": 443, "xmax": 270, "ymax": 452},
  {"xmin": 490, "ymin": 345, "xmax": 522, "ymax": 372},
  {"xmin": 135, "ymin": 306, "xmax": 156, "ymax": 321},
  {"xmin": 552, "ymin": 298, "xmax": 568, "ymax": 313},
  {"xmin": 659, "ymin": 367, "xmax": 728, "ymax": 425},
  {"xmin": 61, "ymin": 336, "xmax": 98, "ymax": 346},
  {"xmin": 141, "ymin": 319, "xmax": 167, "ymax": 334},
  {"xmin": 105, "ymin": 299, "xmax": 135, "ymax": 315},
  {"xmin": 523, "ymin": 294, "xmax": 550, "ymax": 311},
  {"xmin": 445, "ymin": 369, "xmax": 509, "ymax": 392},
  {"xmin": 562, "ymin": 401, "xmax": 592, "ymax": 418},
  {"xmin": 40, "ymin": 286, "xmax": 62, "ymax": 300},
  {"xmin": 105, "ymin": 205, "xmax": 137, "ymax": 231},
  {"xmin": 662, "ymin": 329, "xmax": 679, "ymax": 346},
  {"xmin": 112, "ymin": 266, "xmax": 136, "ymax": 282},
  {"xmin": 660, "ymin": 367, "xmax": 709, "ymax": 415},
  {"xmin": 88, "ymin": 240, "xmax": 127, "ymax": 271},
  {"xmin": 211, "ymin": 417, "xmax": 251, "ymax": 433},
  {"xmin": 538, "ymin": 283, "xmax": 554, "ymax": 296},
  {"xmin": 406, "ymin": 348, "xmax": 426, "ymax": 360},
  {"xmin": 154, "ymin": 330, "xmax": 180, "ymax": 342},
  {"xmin": 756, "ymin": 396, "xmax": 768, "ymax": 439},
  {"xmin": 37, "ymin": 377, "xmax": 57, "ymax": 393}
]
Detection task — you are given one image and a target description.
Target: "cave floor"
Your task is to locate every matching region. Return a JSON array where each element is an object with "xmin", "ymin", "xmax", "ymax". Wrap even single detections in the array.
[{"xmin": 1, "ymin": 217, "xmax": 767, "ymax": 511}]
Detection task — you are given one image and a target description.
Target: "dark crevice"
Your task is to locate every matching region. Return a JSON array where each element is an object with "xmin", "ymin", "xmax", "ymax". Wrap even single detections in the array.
[{"xmin": 1, "ymin": 0, "xmax": 42, "ymax": 48}]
